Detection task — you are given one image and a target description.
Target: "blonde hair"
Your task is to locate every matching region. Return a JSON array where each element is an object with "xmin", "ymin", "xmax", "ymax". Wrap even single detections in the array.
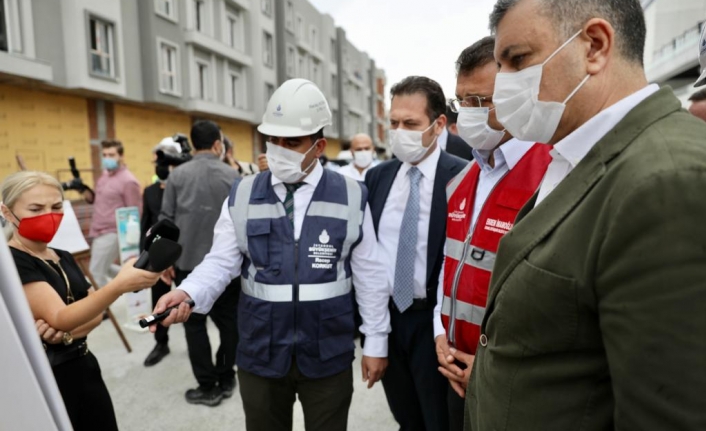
[{"xmin": 1, "ymin": 171, "xmax": 64, "ymax": 239}]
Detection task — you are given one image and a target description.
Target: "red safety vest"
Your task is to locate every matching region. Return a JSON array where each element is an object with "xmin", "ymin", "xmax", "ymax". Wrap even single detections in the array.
[{"xmin": 441, "ymin": 144, "xmax": 551, "ymax": 354}]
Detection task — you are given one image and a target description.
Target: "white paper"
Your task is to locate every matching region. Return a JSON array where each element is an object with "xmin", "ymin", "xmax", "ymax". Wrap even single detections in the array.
[{"xmin": 48, "ymin": 201, "xmax": 90, "ymax": 254}]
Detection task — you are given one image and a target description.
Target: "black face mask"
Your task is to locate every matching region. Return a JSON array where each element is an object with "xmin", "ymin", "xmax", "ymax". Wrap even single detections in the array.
[{"xmin": 156, "ymin": 164, "xmax": 170, "ymax": 181}]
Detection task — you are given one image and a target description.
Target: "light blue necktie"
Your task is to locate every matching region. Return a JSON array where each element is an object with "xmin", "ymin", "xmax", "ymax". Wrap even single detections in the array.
[{"xmin": 393, "ymin": 167, "xmax": 422, "ymax": 312}]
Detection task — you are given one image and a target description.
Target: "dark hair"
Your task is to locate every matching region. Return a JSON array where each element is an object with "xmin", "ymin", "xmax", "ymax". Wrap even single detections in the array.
[
  {"xmin": 311, "ymin": 128, "xmax": 324, "ymax": 142},
  {"xmin": 445, "ymin": 105, "xmax": 458, "ymax": 125},
  {"xmin": 489, "ymin": 0, "xmax": 646, "ymax": 66},
  {"xmin": 190, "ymin": 120, "xmax": 222, "ymax": 150},
  {"xmin": 689, "ymin": 89, "xmax": 706, "ymax": 103},
  {"xmin": 223, "ymin": 136, "xmax": 233, "ymax": 152},
  {"xmin": 101, "ymin": 140, "xmax": 124, "ymax": 156},
  {"xmin": 456, "ymin": 36, "xmax": 496, "ymax": 76},
  {"xmin": 390, "ymin": 76, "xmax": 446, "ymax": 123}
]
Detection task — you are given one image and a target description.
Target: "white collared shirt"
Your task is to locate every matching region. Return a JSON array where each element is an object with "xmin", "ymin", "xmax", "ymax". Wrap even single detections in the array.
[
  {"xmin": 178, "ymin": 162, "xmax": 391, "ymax": 357},
  {"xmin": 378, "ymin": 144, "xmax": 441, "ymax": 299},
  {"xmin": 337, "ymin": 163, "xmax": 371, "ymax": 182},
  {"xmin": 433, "ymin": 139, "xmax": 537, "ymax": 339},
  {"xmin": 535, "ymin": 84, "xmax": 660, "ymax": 206}
]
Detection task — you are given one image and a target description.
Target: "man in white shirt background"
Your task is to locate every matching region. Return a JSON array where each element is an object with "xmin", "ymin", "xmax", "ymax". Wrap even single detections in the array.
[{"xmin": 337, "ymin": 133, "xmax": 376, "ymax": 182}]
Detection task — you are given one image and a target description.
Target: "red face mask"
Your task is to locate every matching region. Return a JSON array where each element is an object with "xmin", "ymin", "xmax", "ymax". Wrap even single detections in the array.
[{"xmin": 13, "ymin": 212, "xmax": 64, "ymax": 243}]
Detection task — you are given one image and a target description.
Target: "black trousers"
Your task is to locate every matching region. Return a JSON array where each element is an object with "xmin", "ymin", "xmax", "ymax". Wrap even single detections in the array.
[
  {"xmin": 151, "ymin": 278, "xmax": 171, "ymax": 344},
  {"xmin": 53, "ymin": 351, "xmax": 118, "ymax": 431},
  {"xmin": 381, "ymin": 304, "xmax": 449, "ymax": 431},
  {"xmin": 176, "ymin": 268, "xmax": 240, "ymax": 388},
  {"xmin": 448, "ymin": 383, "xmax": 465, "ymax": 431},
  {"xmin": 238, "ymin": 362, "xmax": 353, "ymax": 431}
]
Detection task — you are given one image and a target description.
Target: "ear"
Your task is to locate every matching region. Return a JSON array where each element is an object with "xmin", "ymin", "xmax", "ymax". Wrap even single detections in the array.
[
  {"xmin": 314, "ymin": 138, "xmax": 327, "ymax": 158},
  {"xmin": 583, "ymin": 18, "xmax": 614, "ymax": 76},
  {"xmin": 435, "ymin": 115, "xmax": 448, "ymax": 135},
  {"xmin": 1, "ymin": 204, "xmax": 16, "ymax": 224}
]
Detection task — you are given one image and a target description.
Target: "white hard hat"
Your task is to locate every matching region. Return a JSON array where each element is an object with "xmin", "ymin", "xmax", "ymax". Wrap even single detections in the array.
[
  {"xmin": 154, "ymin": 137, "xmax": 181, "ymax": 154},
  {"xmin": 258, "ymin": 79, "xmax": 332, "ymax": 137},
  {"xmin": 696, "ymin": 24, "xmax": 706, "ymax": 87}
]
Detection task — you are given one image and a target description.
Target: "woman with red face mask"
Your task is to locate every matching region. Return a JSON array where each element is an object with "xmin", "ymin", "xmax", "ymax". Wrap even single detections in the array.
[{"xmin": 1, "ymin": 171, "xmax": 162, "ymax": 431}]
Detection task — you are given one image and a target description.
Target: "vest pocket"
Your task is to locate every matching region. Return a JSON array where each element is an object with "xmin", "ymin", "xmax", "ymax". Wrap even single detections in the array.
[
  {"xmin": 238, "ymin": 295, "xmax": 272, "ymax": 362},
  {"xmin": 318, "ymin": 294, "xmax": 356, "ymax": 361},
  {"xmin": 246, "ymin": 219, "xmax": 271, "ymax": 268}
]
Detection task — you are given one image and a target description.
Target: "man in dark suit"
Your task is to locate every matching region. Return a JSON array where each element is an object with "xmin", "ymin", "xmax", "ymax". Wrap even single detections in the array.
[
  {"xmin": 442, "ymin": 106, "xmax": 474, "ymax": 161},
  {"xmin": 366, "ymin": 76, "xmax": 468, "ymax": 431}
]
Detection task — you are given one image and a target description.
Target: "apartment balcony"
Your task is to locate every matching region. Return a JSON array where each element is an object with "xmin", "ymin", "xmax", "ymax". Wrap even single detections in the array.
[
  {"xmin": 184, "ymin": 30, "xmax": 253, "ymax": 67},
  {"xmin": 0, "ymin": 51, "xmax": 52, "ymax": 82},
  {"xmin": 185, "ymin": 98, "xmax": 256, "ymax": 123},
  {"xmin": 646, "ymin": 21, "xmax": 703, "ymax": 83}
]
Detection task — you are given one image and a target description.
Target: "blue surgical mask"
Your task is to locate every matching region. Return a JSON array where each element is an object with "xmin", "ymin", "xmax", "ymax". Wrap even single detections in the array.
[{"xmin": 102, "ymin": 158, "xmax": 119, "ymax": 171}]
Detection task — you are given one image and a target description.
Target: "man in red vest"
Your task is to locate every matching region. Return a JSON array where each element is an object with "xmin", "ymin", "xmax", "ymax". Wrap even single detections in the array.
[{"xmin": 432, "ymin": 36, "xmax": 552, "ymax": 431}]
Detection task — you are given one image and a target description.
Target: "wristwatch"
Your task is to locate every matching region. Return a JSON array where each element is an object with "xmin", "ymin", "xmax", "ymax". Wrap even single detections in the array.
[{"xmin": 62, "ymin": 332, "xmax": 74, "ymax": 346}]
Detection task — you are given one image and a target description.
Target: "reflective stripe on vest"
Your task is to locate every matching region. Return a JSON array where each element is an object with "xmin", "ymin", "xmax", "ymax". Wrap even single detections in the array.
[
  {"xmin": 242, "ymin": 277, "xmax": 353, "ymax": 302},
  {"xmin": 446, "ymin": 238, "xmax": 496, "ymax": 272},
  {"xmin": 441, "ymin": 295, "xmax": 485, "ymax": 325},
  {"xmin": 231, "ymin": 175, "xmax": 256, "ymax": 258},
  {"xmin": 446, "ymin": 161, "xmax": 475, "ymax": 201}
]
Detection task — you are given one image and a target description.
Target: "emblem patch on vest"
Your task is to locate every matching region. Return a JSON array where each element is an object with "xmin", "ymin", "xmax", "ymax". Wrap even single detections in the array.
[
  {"xmin": 449, "ymin": 198, "xmax": 467, "ymax": 222},
  {"xmin": 310, "ymin": 230, "xmax": 337, "ymax": 269}
]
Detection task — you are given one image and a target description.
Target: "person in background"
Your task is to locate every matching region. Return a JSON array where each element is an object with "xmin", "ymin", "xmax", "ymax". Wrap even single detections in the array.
[
  {"xmin": 338, "ymin": 133, "xmax": 376, "ymax": 181},
  {"xmin": 366, "ymin": 76, "xmax": 468, "ymax": 431},
  {"xmin": 445, "ymin": 105, "xmax": 459, "ymax": 136},
  {"xmin": 87, "ymin": 140, "xmax": 142, "ymax": 289},
  {"xmin": 466, "ymin": 0, "xmax": 706, "ymax": 429},
  {"xmin": 688, "ymin": 89, "xmax": 706, "ymax": 122},
  {"xmin": 152, "ymin": 78, "xmax": 390, "ymax": 431},
  {"xmin": 438, "ymin": 108, "xmax": 473, "ymax": 161},
  {"xmin": 256, "ymin": 153, "xmax": 269, "ymax": 172},
  {"xmin": 435, "ymin": 36, "xmax": 551, "ymax": 431},
  {"xmin": 1, "ymin": 171, "xmax": 160, "ymax": 431},
  {"xmin": 142, "ymin": 138, "xmax": 181, "ymax": 367},
  {"xmin": 160, "ymin": 120, "xmax": 241, "ymax": 407},
  {"xmin": 223, "ymin": 136, "xmax": 259, "ymax": 176}
]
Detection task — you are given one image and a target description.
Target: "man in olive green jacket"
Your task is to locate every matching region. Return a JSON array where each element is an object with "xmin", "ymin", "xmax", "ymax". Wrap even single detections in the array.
[{"xmin": 465, "ymin": 0, "xmax": 706, "ymax": 430}]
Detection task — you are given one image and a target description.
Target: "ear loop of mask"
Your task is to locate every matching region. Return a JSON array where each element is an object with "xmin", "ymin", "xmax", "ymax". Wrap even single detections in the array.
[
  {"xmin": 301, "ymin": 139, "xmax": 320, "ymax": 174},
  {"xmin": 541, "ymin": 29, "xmax": 591, "ymax": 106}
]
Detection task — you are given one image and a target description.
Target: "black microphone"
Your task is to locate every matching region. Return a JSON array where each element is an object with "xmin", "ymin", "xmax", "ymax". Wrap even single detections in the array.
[
  {"xmin": 135, "ymin": 220, "xmax": 180, "ymax": 269},
  {"xmin": 69, "ymin": 157, "xmax": 80, "ymax": 179},
  {"xmin": 135, "ymin": 238, "xmax": 182, "ymax": 272},
  {"xmin": 139, "ymin": 299, "xmax": 195, "ymax": 328}
]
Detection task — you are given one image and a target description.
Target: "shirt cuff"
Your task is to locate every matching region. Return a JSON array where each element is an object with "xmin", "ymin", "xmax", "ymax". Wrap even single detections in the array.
[
  {"xmin": 433, "ymin": 314, "xmax": 446, "ymax": 341},
  {"xmin": 362, "ymin": 334, "xmax": 388, "ymax": 358},
  {"xmin": 178, "ymin": 285, "xmax": 209, "ymax": 314}
]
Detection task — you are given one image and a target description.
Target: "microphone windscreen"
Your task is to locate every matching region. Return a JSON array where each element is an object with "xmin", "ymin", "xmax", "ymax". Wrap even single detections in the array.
[
  {"xmin": 143, "ymin": 220, "xmax": 180, "ymax": 251},
  {"xmin": 147, "ymin": 238, "xmax": 182, "ymax": 272}
]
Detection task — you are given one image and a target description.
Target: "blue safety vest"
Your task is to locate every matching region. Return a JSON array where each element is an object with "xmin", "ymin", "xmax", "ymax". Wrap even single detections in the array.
[{"xmin": 228, "ymin": 169, "xmax": 367, "ymax": 379}]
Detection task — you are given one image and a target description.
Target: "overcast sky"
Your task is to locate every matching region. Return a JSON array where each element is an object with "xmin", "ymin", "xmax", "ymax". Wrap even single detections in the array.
[{"xmin": 308, "ymin": 0, "xmax": 497, "ymax": 102}]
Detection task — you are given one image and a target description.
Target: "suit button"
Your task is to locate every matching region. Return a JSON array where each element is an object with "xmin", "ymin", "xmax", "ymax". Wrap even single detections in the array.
[{"xmin": 479, "ymin": 334, "xmax": 488, "ymax": 347}]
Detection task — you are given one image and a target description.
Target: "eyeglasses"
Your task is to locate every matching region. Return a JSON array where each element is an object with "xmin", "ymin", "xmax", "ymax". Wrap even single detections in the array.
[{"xmin": 447, "ymin": 95, "xmax": 493, "ymax": 112}]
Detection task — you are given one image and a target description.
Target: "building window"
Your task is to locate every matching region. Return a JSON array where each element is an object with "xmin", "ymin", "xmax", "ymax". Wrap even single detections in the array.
[
  {"xmin": 158, "ymin": 40, "xmax": 179, "ymax": 95},
  {"xmin": 194, "ymin": 0, "xmax": 206, "ymax": 32},
  {"xmin": 0, "ymin": 1, "xmax": 9, "ymax": 52},
  {"xmin": 296, "ymin": 15, "xmax": 304, "ymax": 41},
  {"xmin": 263, "ymin": 31, "xmax": 274, "ymax": 68},
  {"xmin": 261, "ymin": 0, "xmax": 272, "ymax": 17},
  {"xmin": 265, "ymin": 83, "xmax": 275, "ymax": 105},
  {"xmin": 311, "ymin": 60, "xmax": 320, "ymax": 86},
  {"xmin": 330, "ymin": 38, "xmax": 336, "ymax": 61},
  {"xmin": 155, "ymin": 0, "xmax": 177, "ymax": 21},
  {"xmin": 285, "ymin": 1, "xmax": 294, "ymax": 32},
  {"xmin": 298, "ymin": 53, "xmax": 305, "ymax": 79},
  {"xmin": 286, "ymin": 45, "xmax": 295, "ymax": 77},
  {"xmin": 226, "ymin": 7, "xmax": 244, "ymax": 51},
  {"xmin": 331, "ymin": 109, "xmax": 338, "ymax": 134},
  {"xmin": 310, "ymin": 26, "xmax": 318, "ymax": 52},
  {"xmin": 228, "ymin": 68, "xmax": 245, "ymax": 109},
  {"xmin": 196, "ymin": 61, "xmax": 210, "ymax": 100},
  {"xmin": 89, "ymin": 17, "xmax": 115, "ymax": 78}
]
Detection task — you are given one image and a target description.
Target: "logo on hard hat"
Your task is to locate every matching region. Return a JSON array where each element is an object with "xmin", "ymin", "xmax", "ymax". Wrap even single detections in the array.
[{"xmin": 273, "ymin": 104, "xmax": 283, "ymax": 118}]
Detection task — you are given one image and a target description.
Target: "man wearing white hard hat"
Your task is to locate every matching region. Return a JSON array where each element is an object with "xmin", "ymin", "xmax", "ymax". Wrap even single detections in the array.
[{"xmin": 151, "ymin": 79, "xmax": 390, "ymax": 430}]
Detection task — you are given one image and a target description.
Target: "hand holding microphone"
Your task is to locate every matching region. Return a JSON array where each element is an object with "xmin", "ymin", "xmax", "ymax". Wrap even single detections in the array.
[{"xmin": 149, "ymin": 289, "xmax": 195, "ymax": 332}]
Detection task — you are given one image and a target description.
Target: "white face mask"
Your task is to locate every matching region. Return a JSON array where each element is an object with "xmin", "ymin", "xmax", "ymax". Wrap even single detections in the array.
[
  {"xmin": 266, "ymin": 140, "xmax": 318, "ymax": 183},
  {"xmin": 493, "ymin": 30, "xmax": 591, "ymax": 144},
  {"xmin": 389, "ymin": 120, "xmax": 437, "ymax": 164},
  {"xmin": 457, "ymin": 107, "xmax": 506, "ymax": 151},
  {"xmin": 353, "ymin": 150, "xmax": 374, "ymax": 168}
]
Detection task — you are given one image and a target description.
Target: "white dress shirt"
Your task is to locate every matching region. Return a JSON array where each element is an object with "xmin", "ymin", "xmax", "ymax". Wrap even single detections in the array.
[
  {"xmin": 378, "ymin": 144, "xmax": 441, "ymax": 299},
  {"xmin": 178, "ymin": 162, "xmax": 391, "ymax": 357},
  {"xmin": 433, "ymin": 139, "xmax": 537, "ymax": 339},
  {"xmin": 438, "ymin": 128, "xmax": 449, "ymax": 151},
  {"xmin": 535, "ymin": 84, "xmax": 659, "ymax": 206},
  {"xmin": 337, "ymin": 163, "xmax": 371, "ymax": 182}
]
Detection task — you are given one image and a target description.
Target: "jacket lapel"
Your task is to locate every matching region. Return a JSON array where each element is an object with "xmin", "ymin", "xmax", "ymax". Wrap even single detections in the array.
[
  {"xmin": 371, "ymin": 160, "xmax": 401, "ymax": 233},
  {"xmin": 484, "ymin": 87, "xmax": 683, "ymax": 314}
]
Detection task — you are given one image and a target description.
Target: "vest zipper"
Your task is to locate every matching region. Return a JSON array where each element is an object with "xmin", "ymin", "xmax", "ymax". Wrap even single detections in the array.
[
  {"xmin": 293, "ymin": 240, "xmax": 299, "ymax": 346},
  {"xmin": 448, "ymin": 229, "xmax": 473, "ymax": 347}
]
